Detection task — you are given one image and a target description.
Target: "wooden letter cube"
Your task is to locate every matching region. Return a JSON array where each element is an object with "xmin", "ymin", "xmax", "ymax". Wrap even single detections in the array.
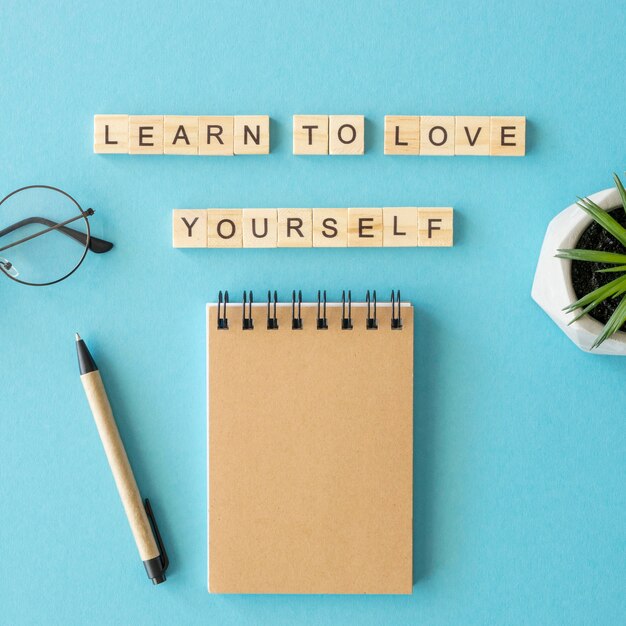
[
  {"xmin": 293, "ymin": 115, "xmax": 328, "ymax": 155},
  {"xmin": 129, "ymin": 115, "xmax": 164, "ymax": 154},
  {"xmin": 454, "ymin": 116, "xmax": 490, "ymax": 156},
  {"xmin": 348, "ymin": 208, "xmax": 383, "ymax": 246},
  {"xmin": 277, "ymin": 209, "xmax": 312, "ymax": 247},
  {"xmin": 198, "ymin": 116, "xmax": 233, "ymax": 156},
  {"xmin": 490, "ymin": 116, "xmax": 526, "ymax": 156},
  {"xmin": 243, "ymin": 209, "xmax": 277, "ymax": 247},
  {"xmin": 383, "ymin": 207, "xmax": 418, "ymax": 246},
  {"xmin": 234, "ymin": 116, "xmax": 270, "ymax": 154},
  {"xmin": 207, "ymin": 210, "xmax": 242, "ymax": 248},
  {"xmin": 417, "ymin": 208, "xmax": 454, "ymax": 247},
  {"xmin": 420, "ymin": 116, "xmax": 455, "ymax": 156},
  {"xmin": 173, "ymin": 209, "xmax": 207, "ymax": 247},
  {"xmin": 164, "ymin": 116, "xmax": 198, "ymax": 155},
  {"xmin": 312, "ymin": 209, "xmax": 348, "ymax": 247},
  {"xmin": 94, "ymin": 114, "xmax": 128, "ymax": 153},
  {"xmin": 384, "ymin": 116, "xmax": 420, "ymax": 155},
  {"xmin": 329, "ymin": 115, "xmax": 364, "ymax": 155}
]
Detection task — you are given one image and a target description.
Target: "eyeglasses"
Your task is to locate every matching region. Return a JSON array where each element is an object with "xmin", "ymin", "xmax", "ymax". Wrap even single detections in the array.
[{"xmin": 0, "ymin": 185, "xmax": 113, "ymax": 286}]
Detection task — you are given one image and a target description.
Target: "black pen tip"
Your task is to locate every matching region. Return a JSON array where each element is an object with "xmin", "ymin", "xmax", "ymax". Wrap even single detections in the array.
[{"xmin": 75, "ymin": 334, "xmax": 97, "ymax": 374}]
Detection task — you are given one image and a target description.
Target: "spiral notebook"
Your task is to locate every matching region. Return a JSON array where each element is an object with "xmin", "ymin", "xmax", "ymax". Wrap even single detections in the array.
[{"xmin": 207, "ymin": 291, "xmax": 413, "ymax": 594}]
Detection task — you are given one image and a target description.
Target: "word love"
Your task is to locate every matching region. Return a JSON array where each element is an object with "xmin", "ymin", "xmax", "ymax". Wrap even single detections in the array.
[
  {"xmin": 94, "ymin": 114, "xmax": 525, "ymax": 157},
  {"xmin": 172, "ymin": 207, "xmax": 453, "ymax": 249}
]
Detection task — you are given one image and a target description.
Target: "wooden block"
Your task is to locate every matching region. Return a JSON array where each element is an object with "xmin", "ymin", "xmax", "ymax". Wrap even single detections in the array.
[
  {"xmin": 207, "ymin": 210, "xmax": 243, "ymax": 248},
  {"xmin": 234, "ymin": 116, "xmax": 270, "ymax": 154},
  {"xmin": 242, "ymin": 209, "xmax": 277, "ymax": 247},
  {"xmin": 384, "ymin": 116, "xmax": 420, "ymax": 155},
  {"xmin": 490, "ymin": 116, "xmax": 526, "ymax": 156},
  {"xmin": 164, "ymin": 116, "xmax": 198, "ymax": 155},
  {"xmin": 417, "ymin": 208, "xmax": 453, "ymax": 247},
  {"xmin": 94, "ymin": 115, "xmax": 129, "ymax": 153},
  {"xmin": 293, "ymin": 115, "xmax": 328, "ymax": 155},
  {"xmin": 419, "ymin": 116, "xmax": 455, "ymax": 156},
  {"xmin": 454, "ymin": 116, "xmax": 490, "ymax": 156},
  {"xmin": 329, "ymin": 115, "xmax": 364, "ymax": 155},
  {"xmin": 129, "ymin": 116, "xmax": 163, "ymax": 154},
  {"xmin": 172, "ymin": 209, "xmax": 207, "ymax": 248},
  {"xmin": 383, "ymin": 207, "xmax": 418, "ymax": 247},
  {"xmin": 277, "ymin": 209, "xmax": 312, "ymax": 247},
  {"xmin": 198, "ymin": 116, "xmax": 233, "ymax": 156},
  {"xmin": 312, "ymin": 209, "xmax": 348, "ymax": 247},
  {"xmin": 348, "ymin": 208, "xmax": 383, "ymax": 247}
]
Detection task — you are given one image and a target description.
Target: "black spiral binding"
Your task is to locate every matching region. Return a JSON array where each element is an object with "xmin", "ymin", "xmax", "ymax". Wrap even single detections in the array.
[
  {"xmin": 217, "ymin": 290, "xmax": 229, "ymax": 329},
  {"xmin": 366, "ymin": 290, "xmax": 378, "ymax": 330},
  {"xmin": 391, "ymin": 290, "xmax": 402, "ymax": 330},
  {"xmin": 242, "ymin": 291, "xmax": 254, "ymax": 330},
  {"xmin": 292, "ymin": 290, "xmax": 303, "ymax": 329},
  {"xmin": 317, "ymin": 290, "xmax": 328, "ymax": 329},
  {"xmin": 341, "ymin": 290, "xmax": 353, "ymax": 330},
  {"xmin": 267, "ymin": 290, "xmax": 278, "ymax": 329},
  {"xmin": 217, "ymin": 291, "xmax": 403, "ymax": 330}
]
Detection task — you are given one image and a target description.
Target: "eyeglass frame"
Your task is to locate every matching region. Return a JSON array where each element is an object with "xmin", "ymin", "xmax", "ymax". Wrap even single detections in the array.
[{"xmin": 0, "ymin": 184, "xmax": 113, "ymax": 287}]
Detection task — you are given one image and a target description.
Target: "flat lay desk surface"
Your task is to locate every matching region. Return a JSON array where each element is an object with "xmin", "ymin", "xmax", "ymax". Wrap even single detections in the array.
[{"xmin": 1, "ymin": 1, "xmax": 625, "ymax": 624}]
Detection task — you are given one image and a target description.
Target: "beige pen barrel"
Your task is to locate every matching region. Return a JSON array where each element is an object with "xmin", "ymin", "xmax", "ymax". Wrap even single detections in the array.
[{"xmin": 80, "ymin": 370, "xmax": 160, "ymax": 562}]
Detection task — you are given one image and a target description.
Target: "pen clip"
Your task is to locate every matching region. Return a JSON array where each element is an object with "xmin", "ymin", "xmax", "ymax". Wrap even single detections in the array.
[{"xmin": 144, "ymin": 498, "xmax": 169, "ymax": 572}]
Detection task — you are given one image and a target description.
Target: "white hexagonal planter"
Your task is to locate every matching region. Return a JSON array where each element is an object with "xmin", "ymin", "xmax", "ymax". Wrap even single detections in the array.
[{"xmin": 532, "ymin": 186, "xmax": 626, "ymax": 355}]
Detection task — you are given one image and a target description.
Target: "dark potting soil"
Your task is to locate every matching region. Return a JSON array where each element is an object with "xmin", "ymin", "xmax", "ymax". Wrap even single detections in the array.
[{"xmin": 571, "ymin": 206, "xmax": 626, "ymax": 326}]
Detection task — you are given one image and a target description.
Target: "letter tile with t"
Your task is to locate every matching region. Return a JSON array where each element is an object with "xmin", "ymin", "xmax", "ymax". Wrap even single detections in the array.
[{"xmin": 293, "ymin": 115, "xmax": 329, "ymax": 155}]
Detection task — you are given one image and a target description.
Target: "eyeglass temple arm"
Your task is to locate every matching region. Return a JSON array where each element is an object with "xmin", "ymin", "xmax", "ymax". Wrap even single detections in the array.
[{"xmin": 0, "ymin": 215, "xmax": 113, "ymax": 253}]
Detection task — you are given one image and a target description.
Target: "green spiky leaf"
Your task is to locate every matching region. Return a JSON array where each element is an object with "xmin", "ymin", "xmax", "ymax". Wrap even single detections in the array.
[
  {"xmin": 563, "ymin": 273, "xmax": 626, "ymax": 313},
  {"xmin": 592, "ymin": 294, "xmax": 626, "ymax": 348},
  {"xmin": 556, "ymin": 249, "xmax": 626, "ymax": 264},
  {"xmin": 613, "ymin": 172, "xmax": 626, "ymax": 213},
  {"xmin": 596, "ymin": 265, "xmax": 626, "ymax": 273},
  {"xmin": 575, "ymin": 195, "xmax": 626, "ymax": 248}
]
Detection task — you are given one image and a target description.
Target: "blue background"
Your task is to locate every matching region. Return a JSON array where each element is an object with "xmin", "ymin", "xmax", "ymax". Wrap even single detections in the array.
[{"xmin": 1, "ymin": 1, "xmax": 625, "ymax": 624}]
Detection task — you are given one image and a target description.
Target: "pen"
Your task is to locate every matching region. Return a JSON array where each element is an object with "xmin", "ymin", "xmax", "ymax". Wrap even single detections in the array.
[{"xmin": 75, "ymin": 333, "xmax": 169, "ymax": 584}]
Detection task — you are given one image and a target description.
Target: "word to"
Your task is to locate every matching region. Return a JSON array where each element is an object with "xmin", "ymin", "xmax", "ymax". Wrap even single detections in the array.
[
  {"xmin": 172, "ymin": 207, "xmax": 453, "ymax": 248},
  {"xmin": 94, "ymin": 115, "xmax": 525, "ymax": 157}
]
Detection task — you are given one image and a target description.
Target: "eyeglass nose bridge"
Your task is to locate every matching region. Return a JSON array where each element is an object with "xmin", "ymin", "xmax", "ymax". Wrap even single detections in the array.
[{"xmin": 0, "ymin": 256, "xmax": 19, "ymax": 278}]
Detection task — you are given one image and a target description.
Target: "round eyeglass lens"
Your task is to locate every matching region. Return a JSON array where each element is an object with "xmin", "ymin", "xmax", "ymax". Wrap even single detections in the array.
[{"xmin": 0, "ymin": 186, "xmax": 90, "ymax": 286}]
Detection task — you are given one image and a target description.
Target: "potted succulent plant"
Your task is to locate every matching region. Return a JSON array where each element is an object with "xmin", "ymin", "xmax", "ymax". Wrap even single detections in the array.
[{"xmin": 532, "ymin": 173, "xmax": 626, "ymax": 354}]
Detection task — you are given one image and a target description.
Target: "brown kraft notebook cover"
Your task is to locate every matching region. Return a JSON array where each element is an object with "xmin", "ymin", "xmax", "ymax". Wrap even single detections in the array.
[{"xmin": 207, "ymin": 299, "xmax": 413, "ymax": 594}]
